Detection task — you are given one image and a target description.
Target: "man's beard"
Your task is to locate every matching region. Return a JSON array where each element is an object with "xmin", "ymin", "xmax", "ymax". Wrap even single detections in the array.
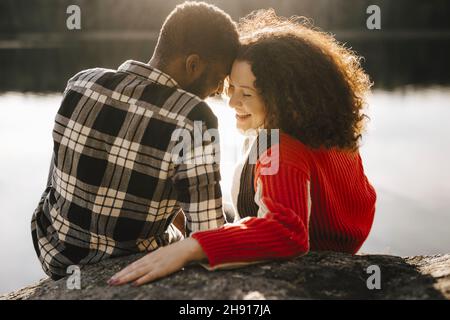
[{"xmin": 184, "ymin": 69, "xmax": 210, "ymax": 99}]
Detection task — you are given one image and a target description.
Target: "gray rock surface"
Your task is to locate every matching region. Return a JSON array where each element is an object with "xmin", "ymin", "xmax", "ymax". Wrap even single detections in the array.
[{"xmin": 2, "ymin": 251, "xmax": 449, "ymax": 300}]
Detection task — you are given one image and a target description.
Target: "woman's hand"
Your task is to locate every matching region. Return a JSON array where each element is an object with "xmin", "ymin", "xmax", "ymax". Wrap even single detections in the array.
[{"xmin": 107, "ymin": 237, "xmax": 206, "ymax": 286}]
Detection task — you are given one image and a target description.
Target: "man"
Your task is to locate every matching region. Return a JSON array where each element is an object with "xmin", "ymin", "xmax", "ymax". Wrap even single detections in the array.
[{"xmin": 31, "ymin": 1, "xmax": 239, "ymax": 280}]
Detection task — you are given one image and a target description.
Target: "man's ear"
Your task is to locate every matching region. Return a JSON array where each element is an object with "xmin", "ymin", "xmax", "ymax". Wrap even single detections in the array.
[{"xmin": 185, "ymin": 54, "xmax": 206, "ymax": 79}]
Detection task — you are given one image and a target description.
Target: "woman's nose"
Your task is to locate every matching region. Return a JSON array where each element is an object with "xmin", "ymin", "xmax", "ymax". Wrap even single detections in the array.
[{"xmin": 228, "ymin": 94, "xmax": 241, "ymax": 109}]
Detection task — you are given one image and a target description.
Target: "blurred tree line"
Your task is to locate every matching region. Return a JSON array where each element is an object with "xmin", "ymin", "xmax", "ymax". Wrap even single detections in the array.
[
  {"xmin": 0, "ymin": 0, "xmax": 449, "ymax": 91},
  {"xmin": 2, "ymin": 0, "xmax": 449, "ymax": 32}
]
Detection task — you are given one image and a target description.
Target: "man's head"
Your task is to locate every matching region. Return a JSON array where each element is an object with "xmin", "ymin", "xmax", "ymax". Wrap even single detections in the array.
[{"xmin": 151, "ymin": 1, "xmax": 239, "ymax": 99}]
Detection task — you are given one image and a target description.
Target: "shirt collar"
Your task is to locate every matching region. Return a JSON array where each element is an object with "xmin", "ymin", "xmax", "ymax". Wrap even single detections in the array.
[{"xmin": 118, "ymin": 60, "xmax": 179, "ymax": 88}]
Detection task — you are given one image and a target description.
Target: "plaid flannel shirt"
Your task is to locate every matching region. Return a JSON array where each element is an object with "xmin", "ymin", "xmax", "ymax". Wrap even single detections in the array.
[{"xmin": 31, "ymin": 60, "xmax": 225, "ymax": 279}]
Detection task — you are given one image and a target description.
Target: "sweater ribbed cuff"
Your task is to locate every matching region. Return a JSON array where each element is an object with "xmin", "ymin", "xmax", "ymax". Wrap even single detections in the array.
[
  {"xmin": 191, "ymin": 226, "xmax": 247, "ymax": 268},
  {"xmin": 191, "ymin": 217, "xmax": 306, "ymax": 268}
]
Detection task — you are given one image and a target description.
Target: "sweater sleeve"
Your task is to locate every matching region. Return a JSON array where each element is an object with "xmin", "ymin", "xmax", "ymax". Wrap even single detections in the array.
[{"xmin": 190, "ymin": 160, "xmax": 311, "ymax": 269}]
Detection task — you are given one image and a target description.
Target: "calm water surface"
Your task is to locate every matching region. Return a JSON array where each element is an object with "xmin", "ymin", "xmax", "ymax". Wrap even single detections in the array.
[{"xmin": 1, "ymin": 88, "xmax": 449, "ymax": 294}]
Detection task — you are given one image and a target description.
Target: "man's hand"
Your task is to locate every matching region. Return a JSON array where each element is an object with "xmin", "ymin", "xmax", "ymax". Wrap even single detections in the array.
[{"xmin": 107, "ymin": 238, "xmax": 206, "ymax": 287}]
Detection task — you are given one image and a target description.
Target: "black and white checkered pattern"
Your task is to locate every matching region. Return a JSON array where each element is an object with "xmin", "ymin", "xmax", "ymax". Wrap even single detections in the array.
[{"xmin": 31, "ymin": 60, "xmax": 225, "ymax": 279}]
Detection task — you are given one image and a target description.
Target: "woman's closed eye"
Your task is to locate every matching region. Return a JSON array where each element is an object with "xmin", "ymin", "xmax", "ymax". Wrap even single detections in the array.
[
  {"xmin": 230, "ymin": 87, "xmax": 252, "ymax": 97},
  {"xmin": 227, "ymin": 82, "xmax": 253, "ymax": 98}
]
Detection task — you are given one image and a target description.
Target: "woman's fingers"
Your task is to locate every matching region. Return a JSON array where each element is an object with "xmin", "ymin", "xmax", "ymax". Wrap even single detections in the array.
[
  {"xmin": 109, "ymin": 255, "xmax": 152, "ymax": 283},
  {"xmin": 110, "ymin": 264, "xmax": 137, "ymax": 282},
  {"xmin": 110, "ymin": 266, "xmax": 148, "ymax": 285},
  {"xmin": 132, "ymin": 271, "xmax": 158, "ymax": 286},
  {"xmin": 109, "ymin": 258, "xmax": 154, "ymax": 285}
]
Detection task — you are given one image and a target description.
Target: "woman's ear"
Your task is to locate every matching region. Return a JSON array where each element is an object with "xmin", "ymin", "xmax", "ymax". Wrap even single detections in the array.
[{"xmin": 185, "ymin": 54, "xmax": 205, "ymax": 79}]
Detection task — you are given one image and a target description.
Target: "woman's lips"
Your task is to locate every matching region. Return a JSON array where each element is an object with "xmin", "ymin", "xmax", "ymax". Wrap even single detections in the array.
[{"xmin": 235, "ymin": 113, "xmax": 251, "ymax": 121}]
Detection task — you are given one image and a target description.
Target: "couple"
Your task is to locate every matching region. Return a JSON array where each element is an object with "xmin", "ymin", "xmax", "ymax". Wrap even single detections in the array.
[{"xmin": 32, "ymin": 2, "xmax": 376, "ymax": 287}]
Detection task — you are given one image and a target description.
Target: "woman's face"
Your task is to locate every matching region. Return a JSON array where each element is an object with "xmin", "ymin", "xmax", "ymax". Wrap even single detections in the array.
[{"xmin": 227, "ymin": 60, "xmax": 266, "ymax": 132}]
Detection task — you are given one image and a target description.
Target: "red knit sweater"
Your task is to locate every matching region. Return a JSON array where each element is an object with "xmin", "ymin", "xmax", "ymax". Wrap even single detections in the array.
[{"xmin": 191, "ymin": 133, "xmax": 376, "ymax": 269}]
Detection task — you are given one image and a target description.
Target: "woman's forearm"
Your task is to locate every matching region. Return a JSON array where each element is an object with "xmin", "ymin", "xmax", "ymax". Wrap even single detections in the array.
[{"xmin": 183, "ymin": 237, "xmax": 207, "ymax": 262}]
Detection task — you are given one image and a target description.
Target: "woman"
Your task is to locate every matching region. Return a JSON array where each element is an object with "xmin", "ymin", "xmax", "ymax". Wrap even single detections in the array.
[{"xmin": 108, "ymin": 9, "xmax": 376, "ymax": 286}]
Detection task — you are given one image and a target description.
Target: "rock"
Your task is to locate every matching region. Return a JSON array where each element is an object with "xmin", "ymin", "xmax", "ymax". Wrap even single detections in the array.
[{"xmin": 1, "ymin": 251, "xmax": 449, "ymax": 300}]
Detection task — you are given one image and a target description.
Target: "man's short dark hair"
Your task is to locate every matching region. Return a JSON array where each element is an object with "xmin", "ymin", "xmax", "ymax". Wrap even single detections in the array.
[{"xmin": 155, "ymin": 1, "xmax": 239, "ymax": 65}]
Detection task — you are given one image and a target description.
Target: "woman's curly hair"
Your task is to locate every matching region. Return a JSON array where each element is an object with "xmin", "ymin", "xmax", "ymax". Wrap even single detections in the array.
[{"xmin": 236, "ymin": 9, "xmax": 372, "ymax": 151}]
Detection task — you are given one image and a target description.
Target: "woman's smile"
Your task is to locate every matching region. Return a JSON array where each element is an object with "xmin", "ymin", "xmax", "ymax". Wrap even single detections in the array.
[{"xmin": 235, "ymin": 112, "xmax": 252, "ymax": 121}]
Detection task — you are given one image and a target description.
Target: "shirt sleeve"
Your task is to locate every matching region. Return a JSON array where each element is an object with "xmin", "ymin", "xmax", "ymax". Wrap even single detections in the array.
[
  {"xmin": 191, "ymin": 160, "xmax": 311, "ymax": 269},
  {"xmin": 171, "ymin": 102, "xmax": 225, "ymax": 235}
]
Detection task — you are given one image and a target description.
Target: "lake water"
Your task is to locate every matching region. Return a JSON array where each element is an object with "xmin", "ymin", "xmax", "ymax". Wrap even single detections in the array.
[{"xmin": 1, "ymin": 88, "xmax": 450, "ymax": 294}]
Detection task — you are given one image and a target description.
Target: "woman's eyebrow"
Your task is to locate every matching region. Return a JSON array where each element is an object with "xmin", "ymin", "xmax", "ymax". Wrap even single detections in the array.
[
  {"xmin": 239, "ymin": 85, "xmax": 256, "ymax": 91},
  {"xmin": 228, "ymin": 77, "xmax": 256, "ymax": 91}
]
